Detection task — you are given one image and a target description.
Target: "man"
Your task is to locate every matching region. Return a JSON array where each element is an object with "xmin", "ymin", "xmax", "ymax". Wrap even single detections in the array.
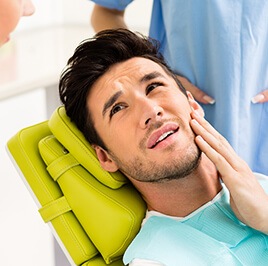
[
  {"xmin": 59, "ymin": 29, "xmax": 268, "ymax": 265},
  {"xmin": 89, "ymin": 1, "xmax": 268, "ymax": 177}
]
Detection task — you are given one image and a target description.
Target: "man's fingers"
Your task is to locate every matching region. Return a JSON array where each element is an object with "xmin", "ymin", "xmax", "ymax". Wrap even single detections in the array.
[
  {"xmin": 194, "ymin": 134, "xmax": 234, "ymax": 175},
  {"xmin": 191, "ymin": 111, "xmax": 236, "ymax": 156},
  {"xmin": 190, "ymin": 112, "xmax": 239, "ymax": 168}
]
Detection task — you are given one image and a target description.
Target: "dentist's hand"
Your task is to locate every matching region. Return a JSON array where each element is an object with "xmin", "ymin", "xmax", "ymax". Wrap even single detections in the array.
[
  {"xmin": 251, "ymin": 89, "xmax": 268, "ymax": 104},
  {"xmin": 190, "ymin": 111, "xmax": 268, "ymax": 234},
  {"xmin": 177, "ymin": 76, "xmax": 215, "ymax": 105}
]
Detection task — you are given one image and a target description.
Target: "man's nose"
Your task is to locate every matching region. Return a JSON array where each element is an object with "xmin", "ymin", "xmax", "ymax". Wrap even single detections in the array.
[
  {"xmin": 138, "ymin": 98, "xmax": 164, "ymax": 129},
  {"xmin": 22, "ymin": 0, "xmax": 35, "ymax": 17}
]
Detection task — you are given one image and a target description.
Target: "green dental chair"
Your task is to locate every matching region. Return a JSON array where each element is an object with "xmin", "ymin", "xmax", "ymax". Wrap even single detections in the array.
[{"xmin": 7, "ymin": 106, "xmax": 146, "ymax": 266}]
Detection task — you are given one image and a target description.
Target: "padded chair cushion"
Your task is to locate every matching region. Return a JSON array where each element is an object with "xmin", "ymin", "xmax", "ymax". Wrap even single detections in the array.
[
  {"xmin": 39, "ymin": 135, "xmax": 146, "ymax": 264},
  {"xmin": 7, "ymin": 106, "xmax": 146, "ymax": 265},
  {"xmin": 48, "ymin": 106, "xmax": 127, "ymax": 189},
  {"xmin": 6, "ymin": 121, "xmax": 99, "ymax": 265}
]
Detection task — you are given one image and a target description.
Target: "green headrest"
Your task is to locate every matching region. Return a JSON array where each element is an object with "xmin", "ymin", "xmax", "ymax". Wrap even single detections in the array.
[
  {"xmin": 38, "ymin": 134, "xmax": 146, "ymax": 264},
  {"xmin": 48, "ymin": 106, "xmax": 127, "ymax": 189}
]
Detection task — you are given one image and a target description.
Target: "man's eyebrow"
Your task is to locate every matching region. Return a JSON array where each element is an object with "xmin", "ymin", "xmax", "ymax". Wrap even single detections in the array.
[
  {"xmin": 102, "ymin": 72, "xmax": 164, "ymax": 117},
  {"xmin": 102, "ymin": 90, "xmax": 123, "ymax": 117},
  {"xmin": 140, "ymin": 71, "xmax": 165, "ymax": 83}
]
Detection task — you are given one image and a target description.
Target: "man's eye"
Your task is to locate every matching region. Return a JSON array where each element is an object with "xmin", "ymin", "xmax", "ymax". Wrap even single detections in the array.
[
  {"xmin": 110, "ymin": 104, "xmax": 126, "ymax": 118},
  {"xmin": 146, "ymin": 82, "xmax": 163, "ymax": 95}
]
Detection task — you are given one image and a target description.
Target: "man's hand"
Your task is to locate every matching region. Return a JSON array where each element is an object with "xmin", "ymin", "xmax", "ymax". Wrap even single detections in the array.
[
  {"xmin": 177, "ymin": 76, "xmax": 215, "ymax": 105},
  {"xmin": 190, "ymin": 111, "xmax": 268, "ymax": 234},
  {"xmin": 251, "ymin": 89, "xmax": 268, "ymax": 103}
]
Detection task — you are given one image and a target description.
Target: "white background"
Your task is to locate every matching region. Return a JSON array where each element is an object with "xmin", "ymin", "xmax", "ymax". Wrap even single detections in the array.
[{"xmin": 0, "ymin": 0, "xmax": 152, "ymax": 265}]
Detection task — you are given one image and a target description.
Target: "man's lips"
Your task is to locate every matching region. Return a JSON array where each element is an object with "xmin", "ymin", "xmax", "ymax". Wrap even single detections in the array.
[{"xmin": 147, "ymin": 123, "xmax": 179, "ymax": 149}]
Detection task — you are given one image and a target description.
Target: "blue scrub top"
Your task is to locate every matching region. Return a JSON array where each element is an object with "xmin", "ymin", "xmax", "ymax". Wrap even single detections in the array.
[{"xmin": 90, "ymin": 0, "xmax": 268, "ymax": 175}]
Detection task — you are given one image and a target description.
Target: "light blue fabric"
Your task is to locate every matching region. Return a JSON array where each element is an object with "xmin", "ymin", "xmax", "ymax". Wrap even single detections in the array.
[
  {"xmin": 149, "ymin": 0, "xmax": 268, "ymax": 175},
  {"xmin": 90, "ymin": 0, "xmax": 268, "ymax": 175},
  {"xmin": 123, "ymin": 187, "xmax": 268, "ymax": 266},
  {"xmin": 90, "ymin": 0, "xmax": 132, "ymax": 11}
]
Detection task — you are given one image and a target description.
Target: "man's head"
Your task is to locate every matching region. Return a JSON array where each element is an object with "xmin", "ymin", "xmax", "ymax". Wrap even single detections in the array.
[
  {"xmin": 59, "ymin": 29, "xmax": 203, "ymax": 183},
  {"xmin": 60, "ymin": 29, "xmax": 186, "ymax": 149}
]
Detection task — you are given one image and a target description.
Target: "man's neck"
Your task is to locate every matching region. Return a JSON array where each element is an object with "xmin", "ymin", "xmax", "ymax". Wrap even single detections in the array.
[{"xmin": 131, "ymin": 154, "xmax": 222, "ymax": 217}]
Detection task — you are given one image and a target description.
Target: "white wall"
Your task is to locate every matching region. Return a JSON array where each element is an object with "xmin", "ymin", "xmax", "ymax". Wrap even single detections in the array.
[
  {"xmin": 16, "ymin": 0, "xmax": 152, "ymax": 33},
  {"xmin": 0, "ymin": 1, "xmax": 152, "ymax": 266}
]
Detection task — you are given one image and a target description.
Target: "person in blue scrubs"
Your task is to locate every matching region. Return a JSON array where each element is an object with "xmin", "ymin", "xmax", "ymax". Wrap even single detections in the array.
[
  {"xmin": 90, "ymin": 0, "xmax": 268, "ymax": 175},
  {"xmin": 59, "ymin": 28, "xmax": 268, "ymax": 266}
]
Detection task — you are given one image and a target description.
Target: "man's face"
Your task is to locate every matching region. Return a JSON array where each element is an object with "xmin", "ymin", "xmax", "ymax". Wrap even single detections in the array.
[{"xmin": 88, "ymin": 57, "xmax": 201, "ymax": 183}]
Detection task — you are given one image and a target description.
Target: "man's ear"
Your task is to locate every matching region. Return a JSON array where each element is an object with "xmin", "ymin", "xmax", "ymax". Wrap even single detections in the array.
[
  {"xmin": 93, "ymin": 145, "xmax": 119, "ymax": 172},
  {"xmin": 187, "ymin": 91, "xmax": 205, "ymax": 117}
]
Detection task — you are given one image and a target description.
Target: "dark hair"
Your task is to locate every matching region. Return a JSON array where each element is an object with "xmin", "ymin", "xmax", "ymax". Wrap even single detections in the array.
[{"xmin": 59, "ymin": 29, "xmax": 186, "ymax": 149}]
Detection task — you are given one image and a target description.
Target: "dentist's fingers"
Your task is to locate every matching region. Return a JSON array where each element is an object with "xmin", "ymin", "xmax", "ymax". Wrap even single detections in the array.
[
  {"xmin": 251, "ymin": 89, "xmax": 268, "ymax": 104},
  {"xmin": 177, "ymin": 76, "xmax": 215, "ymax": 104}
]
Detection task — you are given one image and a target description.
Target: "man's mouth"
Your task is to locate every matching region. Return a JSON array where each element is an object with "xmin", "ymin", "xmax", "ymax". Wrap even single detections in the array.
[{"xmin": 147, "ymin": 124, "xmax": 179, "ymax": 149}]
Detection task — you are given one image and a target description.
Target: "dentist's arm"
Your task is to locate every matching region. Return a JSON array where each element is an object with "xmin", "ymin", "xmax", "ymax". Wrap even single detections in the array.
[{"xmin": 91, "ymin": 4, "xmax": 127, "ymax": 33}]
